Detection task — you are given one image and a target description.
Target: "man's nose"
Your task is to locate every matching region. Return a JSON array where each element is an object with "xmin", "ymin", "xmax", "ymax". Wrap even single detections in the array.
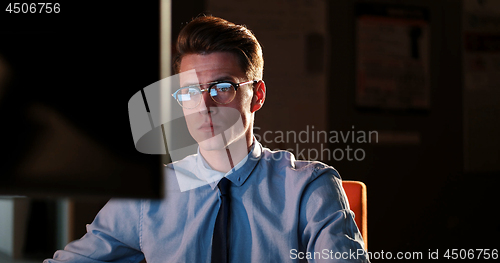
[{"xmin": 198, "ymin": 89, "xmax": 217, "ymax": 114}]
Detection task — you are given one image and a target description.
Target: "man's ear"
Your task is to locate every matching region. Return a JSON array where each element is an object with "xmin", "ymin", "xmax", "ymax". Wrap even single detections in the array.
[{"xmin": 251, "ymin": 80, "xmax": 266, "ymax": 113}]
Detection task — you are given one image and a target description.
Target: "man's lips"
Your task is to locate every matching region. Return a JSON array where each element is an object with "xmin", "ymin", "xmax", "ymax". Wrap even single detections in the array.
[{"xmin": 198, "ymin": 123, "xmax": 215, "ymax": 132}]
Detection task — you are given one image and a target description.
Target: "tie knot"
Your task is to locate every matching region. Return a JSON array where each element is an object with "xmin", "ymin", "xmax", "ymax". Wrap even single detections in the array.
[{"xmin": 218, "ymin": 177, "xmax": 230, "ymax": 196}]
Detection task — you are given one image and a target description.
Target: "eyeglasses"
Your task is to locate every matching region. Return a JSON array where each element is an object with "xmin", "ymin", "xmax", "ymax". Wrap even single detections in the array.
[{"xmin": 172, "ymin": 80, "xmax": 258, "ymax": 109}]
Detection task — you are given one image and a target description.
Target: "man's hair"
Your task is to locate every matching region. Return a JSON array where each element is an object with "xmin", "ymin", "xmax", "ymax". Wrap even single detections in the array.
[{"xmin": 173, "ymin": 16, "xmax": 264, "ymax": 81}]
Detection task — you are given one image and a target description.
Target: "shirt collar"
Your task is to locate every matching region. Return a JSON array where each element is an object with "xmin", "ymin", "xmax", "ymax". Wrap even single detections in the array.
[
  {"xmin": 169, "ymin": 137, "xmax": 262, "ymax": 192},
  {"xmin": 199, "ymin": 137, "xmax": 262, "ymax": 190}
]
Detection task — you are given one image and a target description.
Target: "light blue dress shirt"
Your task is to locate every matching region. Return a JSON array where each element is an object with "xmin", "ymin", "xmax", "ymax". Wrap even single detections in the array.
[{"xmin": 44, "ymin": 140, "xmax": 369, "ymax": 263}]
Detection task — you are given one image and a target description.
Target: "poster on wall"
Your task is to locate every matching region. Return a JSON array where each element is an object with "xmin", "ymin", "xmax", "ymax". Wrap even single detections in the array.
[
  {"xmin": 355, "ymin": 4, "xmax": 430, "ymax": 111},
  {"xmin": 463, "ymin": 0, "xmax": 500, "ymax": 91}
]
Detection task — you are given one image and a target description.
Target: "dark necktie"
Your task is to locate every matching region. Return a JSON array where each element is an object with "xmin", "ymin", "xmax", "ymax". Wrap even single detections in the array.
[{"xmin": 211, "ymin": 177, "xmax": 230, "ymax": 263}]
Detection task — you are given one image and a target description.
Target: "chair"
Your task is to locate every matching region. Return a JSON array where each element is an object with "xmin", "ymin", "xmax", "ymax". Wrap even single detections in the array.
[{"xmin": 342, "ymin": 180, "xmax": 368, "ymax": 250}]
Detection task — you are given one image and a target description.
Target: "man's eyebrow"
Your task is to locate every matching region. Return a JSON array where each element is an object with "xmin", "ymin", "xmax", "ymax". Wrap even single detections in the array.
[
  {"xmin": 213, "ymin": 75, "xmax": 236, "ymax": 82},
  {"xmin": 181, "ymin": 76, "xmax": 237, "ymax": 87},
  {"xmin": 180, "ymin": 82, "xmax": 201, "ymax": 87}
]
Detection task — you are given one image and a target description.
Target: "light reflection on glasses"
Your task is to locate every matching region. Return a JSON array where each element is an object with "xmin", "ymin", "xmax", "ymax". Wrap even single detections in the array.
[{"xmin": 172, "ymin": 80, "xmax": 258, "ymax": 109}]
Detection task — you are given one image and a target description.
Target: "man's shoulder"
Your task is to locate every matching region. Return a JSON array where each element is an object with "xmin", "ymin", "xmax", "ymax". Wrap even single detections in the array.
[{"xmin": 259, "ymin": 147, "xmax": 341, "ymax": 180}]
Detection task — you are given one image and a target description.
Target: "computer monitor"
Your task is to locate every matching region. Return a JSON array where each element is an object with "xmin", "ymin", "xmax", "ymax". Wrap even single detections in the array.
[{"xmin": 0, "ymin": 2, "xmax": 165, "ymax": 199}]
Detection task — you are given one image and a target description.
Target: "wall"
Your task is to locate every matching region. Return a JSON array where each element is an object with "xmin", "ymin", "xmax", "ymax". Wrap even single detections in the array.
[{"xmin": 328, "ymin": 0, "xmax": 499, "ymax": 253}]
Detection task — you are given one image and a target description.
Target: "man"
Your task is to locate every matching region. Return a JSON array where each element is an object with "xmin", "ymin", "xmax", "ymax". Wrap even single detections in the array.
[{"xmin": 45, "ymin": 16, "xmax": 369, "ymax": 263}]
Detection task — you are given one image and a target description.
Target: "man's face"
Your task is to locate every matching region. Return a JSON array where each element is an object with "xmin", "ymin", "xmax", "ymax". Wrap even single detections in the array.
[{"xmin": 178, "ymin": 52, "xmax": 259, "ymax": 152}]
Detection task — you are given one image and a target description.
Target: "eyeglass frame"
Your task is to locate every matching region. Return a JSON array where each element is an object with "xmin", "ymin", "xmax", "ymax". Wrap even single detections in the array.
[{"xmin": 171, "ymin": 79, "xmax": 259, "ymax": 109}]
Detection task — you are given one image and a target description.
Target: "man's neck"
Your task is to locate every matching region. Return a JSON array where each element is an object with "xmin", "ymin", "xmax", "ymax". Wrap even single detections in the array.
[{"xmin": 199, "ymin": 137, "xmax": 251, "ymax": 173}]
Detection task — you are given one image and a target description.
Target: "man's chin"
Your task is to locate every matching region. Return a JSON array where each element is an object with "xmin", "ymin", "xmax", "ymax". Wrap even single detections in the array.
[{"xmin": 197, "ymin": 135, "xmax": 228, "ymax": 152}]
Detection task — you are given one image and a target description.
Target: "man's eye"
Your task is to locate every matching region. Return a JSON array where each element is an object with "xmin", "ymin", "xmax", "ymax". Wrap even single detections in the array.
[{"xmin": 216, "ymin": 84, "xmax": 232, "ymax": 92}]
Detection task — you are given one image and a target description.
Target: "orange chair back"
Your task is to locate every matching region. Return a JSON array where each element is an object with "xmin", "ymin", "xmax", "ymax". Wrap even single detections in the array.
[{"xmin": 342, "ymin": 180, "xmax": 368, "ymax": 249}]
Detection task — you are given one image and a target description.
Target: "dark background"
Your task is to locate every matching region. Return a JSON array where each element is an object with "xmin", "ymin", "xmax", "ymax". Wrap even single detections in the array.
[
  {"xmin": 325, "ymin": 0, "xmax": 499, "ymax": 258},
  {"xmin": 0, "ymin": 2, "xmax": 162, "ymax": 198}
]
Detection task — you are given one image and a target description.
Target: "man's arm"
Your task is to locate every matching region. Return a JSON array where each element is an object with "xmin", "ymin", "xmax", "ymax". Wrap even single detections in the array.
[
  {"xmin": 299, "ymin": 168, "xmax": 370, "ymax": 263},
  {"xmin": 44, "ymin": 199, "xmax": 144, "ymax": 263}
]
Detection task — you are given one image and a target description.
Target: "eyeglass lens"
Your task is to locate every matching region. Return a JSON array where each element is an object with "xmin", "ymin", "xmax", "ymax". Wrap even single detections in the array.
[{"xmin": 177, "ymin": 82, "xmax": 236, "ymax": 108}]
